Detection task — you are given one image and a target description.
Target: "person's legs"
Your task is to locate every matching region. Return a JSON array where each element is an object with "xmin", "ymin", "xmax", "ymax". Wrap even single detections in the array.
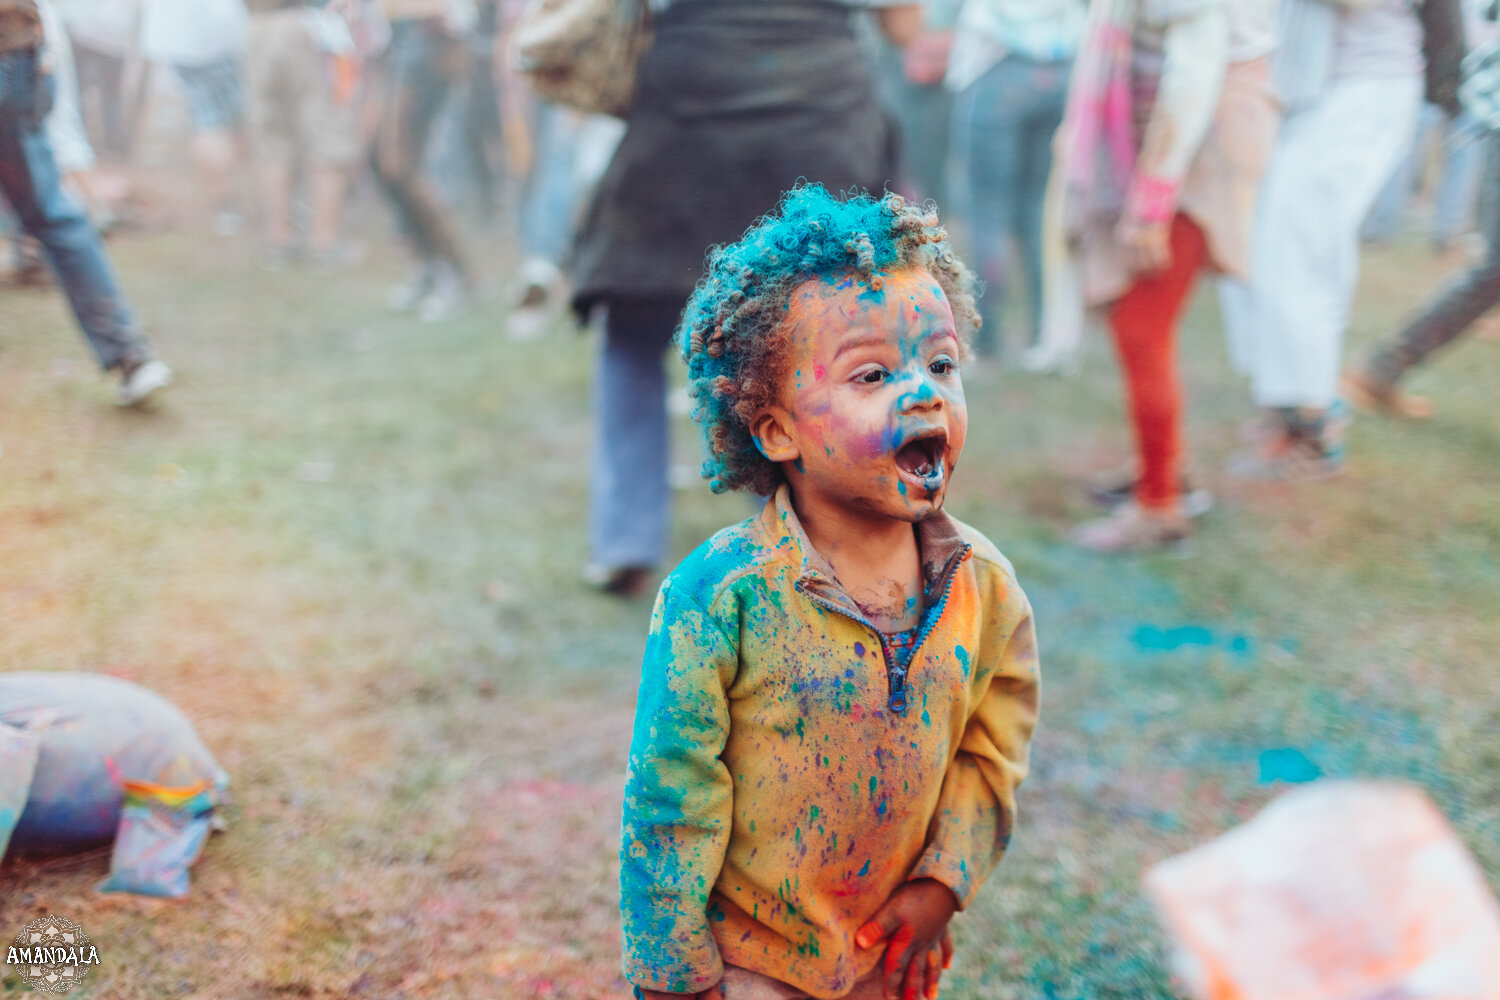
[
  {"xmin": 308, "ymin": 166, "xmax": 349, "ymax": 253},
  {"xmin": 71, "ymin": 42, "xmax": 128, "ymax": 161},
  {"xmin": 1110, "ymin": 215, "xmax": 1209, "ymax": 511},
  {"xmin": 954, "ymin": 58, "xmax": 1026, "ymax": 357},
  {"xmin": 1361, "ymin": 102, "xmax": 1437, "ymax": 244},
  {"xmin": 248, "ymin": 12, "xmax": 295, "ymax": 253},
  {"xmin": 175, "ymin": 57, "xmax": 247, "ymax": 230},
  {"xmin": 1430, "ymin": 110, "xmax": 1483, "ymax": 251},
  {"xmin": 1245, "ymin": 75, "xmax": 1422, "ymax": 411},
  {"xmin": 0, "ymin": 50, "xmax": 165, "ymax": 398},
  {"xmin": 587, "ymin": 298, "xmax": 682, "ymax": 588},
  {"xmin": 372, "ymin": 23, "xmax": 469, "ymax": 313},
  {"xmin": 1071, "ymin": 215, "xmax": 1209, "ymax": 553},
  {"xmin": 1015, "ymin": 57, "xmax": 1069, "ymax": 350},
  {"xmin": 1351, "ymin": 131, "xmax": 1500, "ymax": 403}
]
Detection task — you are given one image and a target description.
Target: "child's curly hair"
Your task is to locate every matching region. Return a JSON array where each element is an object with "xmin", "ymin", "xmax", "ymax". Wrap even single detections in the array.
[{"xmin": 678, "ymin": 184, "xmax": 980, "ymax": 496}]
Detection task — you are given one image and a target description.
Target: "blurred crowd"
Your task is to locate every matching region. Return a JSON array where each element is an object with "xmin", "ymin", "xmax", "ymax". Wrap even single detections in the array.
[{"xmin": 2, "ymin": 0, "xmax": 1496, "ymax": 560}]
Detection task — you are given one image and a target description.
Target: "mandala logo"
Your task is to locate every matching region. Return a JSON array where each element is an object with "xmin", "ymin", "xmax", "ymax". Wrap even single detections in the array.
[{"xmin": 6, "ymin": 915, "xmax": 100, "ymax": 993}]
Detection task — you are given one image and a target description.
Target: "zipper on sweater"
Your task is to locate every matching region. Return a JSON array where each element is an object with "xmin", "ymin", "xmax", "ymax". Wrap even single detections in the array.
[{"xmin": 793, "ymin": 542, "xmax": 970, "ymax": 716}]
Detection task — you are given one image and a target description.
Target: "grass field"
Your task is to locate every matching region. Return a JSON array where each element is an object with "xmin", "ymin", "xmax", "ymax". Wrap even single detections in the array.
[{"xmin": 2, "ymin": 205, "xmax": 1498, "ymax": 1000}]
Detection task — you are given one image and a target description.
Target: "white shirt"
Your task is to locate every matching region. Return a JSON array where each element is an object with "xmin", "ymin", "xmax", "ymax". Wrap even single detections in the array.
[{"xmin": 138, "ymin": 0, "xmax": 247, "ymax": 65}]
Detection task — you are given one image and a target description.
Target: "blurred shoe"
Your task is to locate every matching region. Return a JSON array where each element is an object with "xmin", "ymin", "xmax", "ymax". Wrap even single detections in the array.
[
  {"xmin": 507, "ymin": 258, "xmax": 564, "ymax": 341},
  {"xmin": 1070, "ymin": 501, "xmax": 1192, "ymax": 554},
  {"xmin": 417, "ymin": 263, "xmax": 469, "ymax": 323},
  {"xmin": 308, "ymin": 242, "xmax": 366, "ymax": 275},
  {"xmin": 1340, "ymin": 368, "xmax": 1432, "ymax": 420},
  {"xmin": 583, "ymin": 563, "xmax": 653, "ymax": 598},
  {"xmin": 1226, "ymin": 403, "xmax": 1347, "ymax": 481},
  {"xmin": 387, "ymin": 263, "xmax": 434, "ymax": 313},
  {"xmin": 1086, "ymin": 467, "xmax": 1213, "ymax": 518},
  {"xmin": 116, "ymin": 358, "xmax": 172, "ymax": 407},
  {"xmin": 11, "ymin": 236, "xmax": 49, "ymax": 286}
]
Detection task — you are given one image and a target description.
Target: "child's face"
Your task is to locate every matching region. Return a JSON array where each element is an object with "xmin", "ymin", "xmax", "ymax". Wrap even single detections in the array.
[{"xmin": 755, "ymin": 266, "xmax": 967, "ymax": 523}]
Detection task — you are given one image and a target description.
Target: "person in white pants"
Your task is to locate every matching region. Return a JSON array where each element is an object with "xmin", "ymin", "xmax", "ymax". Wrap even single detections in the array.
[{"xmin": 1218, "ymin": 0, "xmax": 1459, "ymax": 478}]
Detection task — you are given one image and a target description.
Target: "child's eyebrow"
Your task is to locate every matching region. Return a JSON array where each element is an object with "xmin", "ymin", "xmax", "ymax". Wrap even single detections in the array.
[{"xmin": 831, "ymin": 333, "xmax": 895, "ymax": 361}]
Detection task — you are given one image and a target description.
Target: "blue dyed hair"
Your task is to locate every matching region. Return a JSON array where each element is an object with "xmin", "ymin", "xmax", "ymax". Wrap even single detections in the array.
[{"xmin": 678, "ymin": 184, "xmax": 979, "ymax": 495}]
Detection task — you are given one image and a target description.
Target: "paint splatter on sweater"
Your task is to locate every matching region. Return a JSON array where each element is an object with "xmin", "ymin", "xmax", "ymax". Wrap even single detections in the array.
[{"xmin": 620, "ymin": 486, "xmax": 1040, "ymax": 997}]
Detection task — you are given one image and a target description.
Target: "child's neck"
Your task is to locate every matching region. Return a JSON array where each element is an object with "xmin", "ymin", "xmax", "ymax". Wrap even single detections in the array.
[{"xmin": 792, "ymin": 491, "xmax": 924, "ymax": 633}]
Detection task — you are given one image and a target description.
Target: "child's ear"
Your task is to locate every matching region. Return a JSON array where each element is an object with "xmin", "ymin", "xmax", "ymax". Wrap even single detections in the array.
[{"xmin": 751, "ymin": 408, "xmax": 800, "ymax": 464}]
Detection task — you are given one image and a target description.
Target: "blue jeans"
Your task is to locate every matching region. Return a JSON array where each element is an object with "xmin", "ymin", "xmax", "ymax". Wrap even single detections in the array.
[
  {"xmin": 521, "ymin": 102, "xmax": 583, "ymax": 266},
  {"xmin": 952, "ymin": 54, "xmax": 1070, "ymax": 355},
  {"xmin": 1363, "ymin": 102, "xmax": 1484, "ymax": 247},
  {"xmin": 588, "ymin": 298, "xmax": 680, "ymax": 571},
  {"xmin": 0, "ymin": 49, "xmax": 150, "ymax": 371}
]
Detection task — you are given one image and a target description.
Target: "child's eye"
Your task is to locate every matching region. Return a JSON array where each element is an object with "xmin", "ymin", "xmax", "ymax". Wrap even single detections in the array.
[
  {"xmin": 857, "ymin": 368, "xmax": 889, "ymax": 384},
  {"xmin": 929, "ymin": 356, "xmax": 957, "ymax": 376}
]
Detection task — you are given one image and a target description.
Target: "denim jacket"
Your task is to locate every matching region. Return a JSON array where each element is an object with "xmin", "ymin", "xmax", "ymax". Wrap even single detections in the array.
[{"xmin": 620, "ymin": 486, "xmax": 1040, "ymax": 997}]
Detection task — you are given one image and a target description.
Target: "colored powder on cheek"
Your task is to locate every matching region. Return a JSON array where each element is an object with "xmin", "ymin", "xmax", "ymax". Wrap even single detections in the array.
[{"xmin": 813, "ymin": 364, "xmax": 825, "ymax": 381}]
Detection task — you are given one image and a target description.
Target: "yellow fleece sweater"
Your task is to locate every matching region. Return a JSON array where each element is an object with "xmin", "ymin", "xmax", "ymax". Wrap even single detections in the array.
[{"xmin": 620, "ymin": 487, "xmax": 1040, "ymax": 998}]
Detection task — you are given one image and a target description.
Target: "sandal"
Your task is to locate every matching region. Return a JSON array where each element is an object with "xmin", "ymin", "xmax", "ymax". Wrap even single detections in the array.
[
  {"xmin": 1070, "ymin": 501, "xmax": 1192, "ymax": 554},
  {"xmin": 1340, "ymin": 369, "xmax": 1432, "ymax": 420}
]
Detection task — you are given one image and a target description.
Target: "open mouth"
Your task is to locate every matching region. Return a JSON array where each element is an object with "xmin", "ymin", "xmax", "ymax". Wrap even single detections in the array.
[{"xmin": 894, "ymin": 432, "xmax": 947, "ymax": 490}]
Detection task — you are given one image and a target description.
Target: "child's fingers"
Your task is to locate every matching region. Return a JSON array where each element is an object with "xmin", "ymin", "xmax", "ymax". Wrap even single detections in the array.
[
  {"xmin": 939, "ymin": 928, "xmax": 954, "ymax": 970},
  {"xmin": 899, "ymin": 945, "xmax": 926, "ymax": 1000},
  {"xmin": 856, "ymin": 919, "xmax": 887, "ymax": 951},
  {"xmin": 857, "ymin": 904, "xmax": 904, "ymax": 951},
  {"xmin": 882, "ymin": 924, "xmax": 915, "ymax": 977},
  {"xmin": 923, "ymin": 947, "xmax": 941, "ymax": 1000}
]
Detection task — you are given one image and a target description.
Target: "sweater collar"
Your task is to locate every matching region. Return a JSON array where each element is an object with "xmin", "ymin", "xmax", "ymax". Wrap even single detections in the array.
[{"xmin": 761, "ymin": 484, "xmax": 969, "ymax": 615}]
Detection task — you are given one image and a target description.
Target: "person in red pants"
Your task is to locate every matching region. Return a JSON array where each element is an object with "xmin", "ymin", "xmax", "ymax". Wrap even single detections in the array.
[{"xmin": 1048, "ymin": 0, "xmax": 1277, "ymax": 552}]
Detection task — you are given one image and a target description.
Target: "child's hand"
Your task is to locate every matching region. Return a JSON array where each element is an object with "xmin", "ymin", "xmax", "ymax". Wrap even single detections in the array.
[
  {"xmin": 639, "ymin": 988, "xmax": 723, "ymax": 1000},
  {"xmin": 855, "ymin": 878, "xmax": 958, "ymax": 1000}
]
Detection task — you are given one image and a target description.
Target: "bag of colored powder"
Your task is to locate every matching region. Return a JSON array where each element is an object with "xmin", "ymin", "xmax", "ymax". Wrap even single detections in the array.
[
  {"xmin": 97, "ymin": 779, "xmax": 216, "ymax": 899},
  {"xmin": 0, "ymin": 723, "xmax": 40, "ymax": 858},
  {"xmin": 0, "ymin": 672, "xmax": 228, "ymax": 857},
  {"xmin": 1145, "ymin": 781, "xmax": 1500, "ymax": 1000}
]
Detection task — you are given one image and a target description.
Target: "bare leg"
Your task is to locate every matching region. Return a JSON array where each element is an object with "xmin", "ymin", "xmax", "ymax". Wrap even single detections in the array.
[
  {"xmin": 308, "ymin": 166, "xmax": 348, "ymax": 252},
  {"xmin": 261, "ymin": 159, "xmax": 294, "ymax": 248},
  {"xmin": 192, "ymin": 128, "xmax": 242, "ymax": 215}
]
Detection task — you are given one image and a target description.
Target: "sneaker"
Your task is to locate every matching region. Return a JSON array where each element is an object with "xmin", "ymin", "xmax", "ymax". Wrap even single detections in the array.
[
  {"xmin": 1226, "ymin": 404, "xmax": 1347, "ymax": 481},
  {"xmin": 11, "ymin": 236, "xmax": 49, "ymax": 287},
  {"xmin": 583, "ymin": 563, "xmax": 653, "ymax": 597},
  {"xmin": 507, "ymin": 258, "xmax": 564, "ymax": 341},
  {"xmin": 1086, "ymin": 467, "xmax": 1214, "ymax": 518},
  {"xmin": 1070, "ymin": 501, "xmax": 1192, "ymax": 554},
  {"xmin": 1340, "ymin": 368, "xmax": 1432, "ymax": 420},
  {"xmin": 387, "ymin": 263, "xmax": 434, "ymax": 313},
  {"xmin": 417, "ymin": 262, "xmax": 469, "ymax": 323},
  {"xmin": 116, "ymin": 358, "xmax": 172, "ymax": 407}
]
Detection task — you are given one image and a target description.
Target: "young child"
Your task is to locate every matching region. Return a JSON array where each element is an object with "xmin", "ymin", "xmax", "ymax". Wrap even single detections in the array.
[{"xmin": 620, "ymin": 186, "xmax": 1041, "ymax": 1000}]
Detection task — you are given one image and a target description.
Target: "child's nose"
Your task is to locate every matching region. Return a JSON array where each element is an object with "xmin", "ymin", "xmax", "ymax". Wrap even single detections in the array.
[{"xmin": 896, "ymin": 372, "xmax": 943, "ymax": 413}]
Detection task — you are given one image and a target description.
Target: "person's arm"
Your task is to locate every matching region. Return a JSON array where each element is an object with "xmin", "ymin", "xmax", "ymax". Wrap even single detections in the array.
[
  {"xmin": 1119, "ymin": 7, "xmax": 1229, "ymax": 271},
  {"xmin": 906, "ymin": 590, "xmax": 1040, "ymax": 906},
  {"xmin": 620, "ymin": 581, "xmax": 739, "ymax": 997},
  {"xmin": 877, "ymin": 3, "xmax": 925, "ymax": 45}
]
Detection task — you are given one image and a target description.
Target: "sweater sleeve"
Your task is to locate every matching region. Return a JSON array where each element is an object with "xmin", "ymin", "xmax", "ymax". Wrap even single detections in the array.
[
  {"xmin": 908, "ymin": 592, "xmax": 1040, "ymax": 908},
  {"xmin": 1124, "ymin": 8, "xmax": 1230, "ymax": 223},
  {"xmin": 620, "ymin": 580, "xmax": 739, "ymax": 993}
]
